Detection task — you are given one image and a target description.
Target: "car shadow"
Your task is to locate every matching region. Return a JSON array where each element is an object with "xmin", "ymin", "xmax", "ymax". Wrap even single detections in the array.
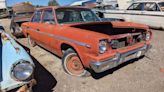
[
  {"xmin": 32, "ymin": 55, "xmax": 57, "ymax": 92},
  {"xmin": 91, "ymin": 56, "xmax": 144, "ymax": 80},
  {"xmin": 15, "ymin": 41, "xmax": 57, "ymax": 92}
]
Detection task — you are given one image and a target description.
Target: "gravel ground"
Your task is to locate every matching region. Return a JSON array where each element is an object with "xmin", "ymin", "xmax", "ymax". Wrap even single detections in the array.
[{"xmin": 1, "ymin": 19, "xmax": 164, "ymax": 92}]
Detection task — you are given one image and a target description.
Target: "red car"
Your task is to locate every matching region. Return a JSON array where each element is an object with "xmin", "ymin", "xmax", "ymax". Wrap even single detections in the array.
[{"xmin": 22, "ymin": 6, "xmax": 152, "ymax": 76}]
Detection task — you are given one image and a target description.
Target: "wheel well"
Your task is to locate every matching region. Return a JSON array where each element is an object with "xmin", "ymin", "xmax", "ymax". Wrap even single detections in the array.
[
  {"xmin": 61, "ymin": 43, "xmax": 85, "ymax": 68},
  {"xmin": 61, "ymin": 43, "xmax": 76, "ymax": 53}
]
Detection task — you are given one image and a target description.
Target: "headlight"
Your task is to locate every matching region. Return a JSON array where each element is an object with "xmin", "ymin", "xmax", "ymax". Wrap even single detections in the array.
[
  {"xmin": 146, "ymin": 32, "xmax": 151, "ymax": 41},
  {"xmin": 11, "ymin": 60, "xmax": 34, "ymax": 81},
  {"xmin": 99, "ymin": 40, "xmax": 108, "ymax": 54}
]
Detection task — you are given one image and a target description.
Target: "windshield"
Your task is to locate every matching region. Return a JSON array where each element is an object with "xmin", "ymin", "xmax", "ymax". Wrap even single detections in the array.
[
  {"xmin": 56, "ymin": 8, "xmax": 100, "ymax": 24},
  {"xmin": 159, "ymin": 2, "xmax": 164, "ymax": 11}
]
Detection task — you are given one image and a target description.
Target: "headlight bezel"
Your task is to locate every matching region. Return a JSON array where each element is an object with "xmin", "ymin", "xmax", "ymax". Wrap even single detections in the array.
[
  {"xmin": 99, "ymin": 40, "xmax": 108, "ymax": 54},
  {"xmin": 11, "ymin": 60, "xmax": 34, "ymax": 81},
  {"xmin": 145, "ymin": 31, "xmax": 151, "ymax": 41}
]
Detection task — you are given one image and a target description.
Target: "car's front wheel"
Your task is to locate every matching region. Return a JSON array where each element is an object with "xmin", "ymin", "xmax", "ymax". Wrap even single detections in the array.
[
  {"xmin": 62, "ymin": 48, "xmax": 90, "ymax": 77},
  {"xmin": 28, "ymin": 35, "xmax": 36, "ymax": 47}
]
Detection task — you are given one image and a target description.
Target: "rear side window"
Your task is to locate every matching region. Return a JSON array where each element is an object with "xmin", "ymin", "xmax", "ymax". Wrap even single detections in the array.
[
  {"xmin": 31, "ymin": 11, "xmax": 42, "ymax": 22},
  {"xmin": 42, "ymin": 9, "xmax": 55, "ymax": 24},
  {"xmin": 144, "ymin": 3, "xmax": 160, "ymax": 11},
  {"xmin": 128, "ymin": 3, "xmax": 143, "ymax": 10}
]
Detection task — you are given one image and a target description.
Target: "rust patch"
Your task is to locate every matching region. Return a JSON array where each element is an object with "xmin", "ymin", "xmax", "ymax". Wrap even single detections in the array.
[
  {"xmin": 160, "ymin": 68, "xmax": 164, "ymax": 73},
  {"xmin": 15, "ymin": 47, "xmax": 21, "ymax": 53},
  {"xmin": 1, "ymin": 33, "xmax": 21, "ymax": 53},
  {"xmin": 1, "ymin": 33, "xmax": 10, "ymax": 41}
]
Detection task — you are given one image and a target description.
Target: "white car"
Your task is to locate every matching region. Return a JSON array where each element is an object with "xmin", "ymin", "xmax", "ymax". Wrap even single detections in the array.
[{"xmin": 104, "ymin": 0, "xmax": 164, "ymax": 29}]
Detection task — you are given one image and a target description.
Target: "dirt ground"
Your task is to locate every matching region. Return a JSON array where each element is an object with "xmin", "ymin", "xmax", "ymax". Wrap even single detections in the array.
[{"xmin": 1, "ymin": 19, "xmax": 164, "ymax": 92}]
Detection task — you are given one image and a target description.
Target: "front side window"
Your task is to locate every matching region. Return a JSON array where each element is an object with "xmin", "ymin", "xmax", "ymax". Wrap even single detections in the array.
[
  {"xmin": 158, "ymin": 2, "xmax": 164, "ymax": 11},
  {"xmin": 31, "ymin": 11, "xmax": 42, "ymax": 22},
  {"xmin": 128, "ymin": 3, "xmax": 143, "ymax": 10},
  {"xmin": 144, "ymin": 3, "xmax": 160, "ymax": 11},
  {"xmin": 42, "ymin": 9, "xmax": 55, "ymax": 24},
  {"xmin": 56, "ymin": 8, "xmax": 100, "ymax": 24}
]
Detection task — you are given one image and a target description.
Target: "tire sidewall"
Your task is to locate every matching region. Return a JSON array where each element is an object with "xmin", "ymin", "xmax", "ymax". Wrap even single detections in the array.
[{"xmin": 62, "ymin": 49, "xmax": 87, "ymax": 77}]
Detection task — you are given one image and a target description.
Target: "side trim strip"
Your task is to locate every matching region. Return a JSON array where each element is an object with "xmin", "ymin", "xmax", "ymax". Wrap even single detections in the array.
[
  {"xmin": 29, "ymin": 28, "xmax": 91, "ymax": 48},
  {"xmin": 104, "ymin": 12, "xmax": 164, "ymax": 17}
]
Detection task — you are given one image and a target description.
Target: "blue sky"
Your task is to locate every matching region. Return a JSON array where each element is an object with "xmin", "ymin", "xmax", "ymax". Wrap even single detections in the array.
[{"xmin": 6, "ymin": 0, "xmax": 80, "ymax": 6}]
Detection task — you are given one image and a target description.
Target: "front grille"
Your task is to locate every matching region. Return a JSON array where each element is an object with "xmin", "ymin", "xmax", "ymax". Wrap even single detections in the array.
[{"xmin": 111, "ymin": 33, "xmax": 144, "ymax": 49}]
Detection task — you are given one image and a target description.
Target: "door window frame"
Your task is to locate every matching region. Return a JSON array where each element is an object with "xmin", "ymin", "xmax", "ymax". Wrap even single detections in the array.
[
  {"xmin": 41, "ymin": 8, "xmax": 56, "ymax": 25},
  {"xmin": 31, "ymin": 10, "xmax": 43, "ymax": 23}
]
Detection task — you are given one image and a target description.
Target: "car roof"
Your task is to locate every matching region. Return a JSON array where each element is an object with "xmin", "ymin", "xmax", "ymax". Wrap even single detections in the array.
[
  {"xmin": 136, "ymin": 0, "xmax": 164, "ymax": 3},
  {"xmin": 36, "ymin": 6, "xmax": 90, "ymax": 11}
]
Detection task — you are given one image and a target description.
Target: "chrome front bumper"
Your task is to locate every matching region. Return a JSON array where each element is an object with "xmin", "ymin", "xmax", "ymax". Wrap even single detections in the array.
[{"xmin": 90, "ymin": 44, "xmax": 152, "ymax": 73}]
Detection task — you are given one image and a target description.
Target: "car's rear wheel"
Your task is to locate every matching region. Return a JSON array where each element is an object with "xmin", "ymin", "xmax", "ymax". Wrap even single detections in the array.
[
  {"xmin": 62, "ymin": 48, "xmax": 90, "ymax": 77},
  {"xmin": 28, "ymin": 35, "xmax": 36, "ymax": 47}
]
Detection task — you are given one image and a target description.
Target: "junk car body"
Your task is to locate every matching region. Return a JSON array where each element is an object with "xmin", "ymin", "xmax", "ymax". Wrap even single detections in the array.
[
  {"xmin": 0, "ymin": 24, "xmax": 35, "ymax": 91},
  {"xmin": 10, "ymin": 3, "xmax": 35, "ymax": 37},
  {"xmin": 22, "ymin": 6, "xmax": 152, "ymax": 76}
]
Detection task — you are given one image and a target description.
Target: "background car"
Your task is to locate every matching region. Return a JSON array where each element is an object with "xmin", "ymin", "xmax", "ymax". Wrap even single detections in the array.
[
  {"xmin": 10, "ymin": 2, "xmax": 35, "ymax": 37},
  {"xmin": 104, "ymin": 0, "xmax": 164, "ymax": 29},
  {"xmin": 0, "ymin": 24, "xmax": 36, "ymax": 91}
]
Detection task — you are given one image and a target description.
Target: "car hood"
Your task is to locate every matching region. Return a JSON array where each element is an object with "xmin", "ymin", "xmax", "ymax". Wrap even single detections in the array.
[
  {"xmin": 58, "ymin": 22, "xmax": 149, "ymax": 48},
  {"xmin": 66, "ymin": 22, "xmax": 149, "ymax": 30}
]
